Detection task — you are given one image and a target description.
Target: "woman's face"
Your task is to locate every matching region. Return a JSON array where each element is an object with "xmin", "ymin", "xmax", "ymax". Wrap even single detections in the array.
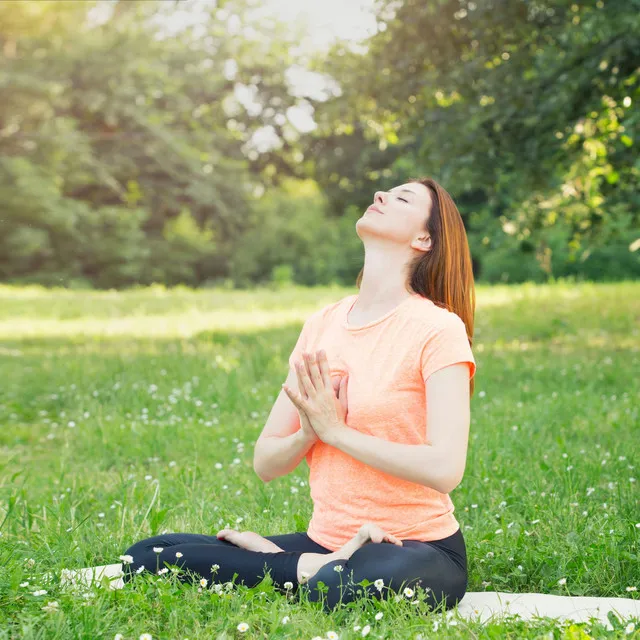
[{"xmin": 356, "ymin": 182, "xmax": 432, "ymax": 250}]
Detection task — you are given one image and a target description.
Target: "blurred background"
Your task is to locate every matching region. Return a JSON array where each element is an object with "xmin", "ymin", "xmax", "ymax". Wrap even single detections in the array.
[{"xmin": 0, "ymin": 0, "xmax": 638, "ymax": 290}]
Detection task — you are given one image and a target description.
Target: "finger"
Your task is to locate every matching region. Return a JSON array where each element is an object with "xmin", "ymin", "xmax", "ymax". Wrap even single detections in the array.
[
  {"xmin": 282, "ymin": 383, "xmax": 306, "ymax": 411},
  {"xmin": 303, "ymin": 352, "xmax": 322, "ymax": 390},
  {"xmin": 296, "ymin": 361, "xmax": 314, "ymax": 397},
  {"xmin": 317, "ymin": 350, "xmax": 332, "ymax": 388}
]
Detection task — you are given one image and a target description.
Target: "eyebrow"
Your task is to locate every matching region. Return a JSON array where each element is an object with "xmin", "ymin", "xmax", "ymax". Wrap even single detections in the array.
[{"xmin": 390, "ymin": 188, "xmax": 417, "ymax": 197}]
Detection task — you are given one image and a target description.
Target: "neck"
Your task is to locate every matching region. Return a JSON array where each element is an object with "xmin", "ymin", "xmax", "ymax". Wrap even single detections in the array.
[{"xmin": 356, "ymin": 247, "xmax": 413, "ymax": 309}]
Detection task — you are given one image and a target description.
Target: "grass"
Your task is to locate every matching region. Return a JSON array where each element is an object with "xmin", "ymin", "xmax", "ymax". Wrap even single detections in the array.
[{"xmin": 0, "ymin": 280, "xmax": 638, "ymax": 639}]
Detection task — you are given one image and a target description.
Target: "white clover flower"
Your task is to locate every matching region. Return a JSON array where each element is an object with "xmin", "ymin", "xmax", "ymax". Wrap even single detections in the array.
[
  {"xmin": 119, "ymin": 554, "xmax": 134, "ymax": 564},
  {"xmin": 152, "ymin": 547, "xmax": 163, "ymax": 553},
  {"xmin": 200, "ymin": 578, "xmax": 208, "ymax": 587},
  {"xmin": 333, "ymin": 565, "xmax": 343, "ymax": 572},
  {"xmin": 374, "ymin": 578, "xmax": 384, "ymax": 591},
  {"xmin": 20, "ymin": 582, "xmax": 29, "ymax": 587},
  {"xmin": 211, "ymin": 563, "xmax": 220, "ymax": 571},
  {"xmin": 558, "ymin": 577, "xmax": 567, "ymax": 586},
  {"xmin": 175, "ymin": 551, "xmax": 183, "ymax": 558},
  {"xmin": 283, "ymin": 581, "xmax": 293, "ymax": 590},
  {"xmin": 361, "ymin": 625, "xmax": 371, "ymax": 637},
  {"xmin": 237, "ymin": 622, "xmax": 249, "ymax": 632},
  {"xmin": 41, "ymin": 601, "xmax": 59, "ymax": 613},
  {"xmin": 403, "ymin": 587, "xmax": 414, "ymax": 598},
  {"xmin": 157, "ymin": 568, "xmax": 169, "ymax": 575},
  {"xmin": 375, "ymin": 612, "xmax": 383, "ymax": 620},
  {"xmin": 281, "ymin": 616, "xmax": 290, "ymax": 624},
  {"xmin": 353, "ymin": 626, "xmax": 361, "ymax": 631},
  {"xmin": 32, "ymin": 590, "xmax": 47, "ymax": 596},
  {"xmin": 135, "ymin": 565, "xmax": 145, "ymax": 574},
  {"xmin": 114, "ymin": 634, "xmax": 124, "ymax": 640}
]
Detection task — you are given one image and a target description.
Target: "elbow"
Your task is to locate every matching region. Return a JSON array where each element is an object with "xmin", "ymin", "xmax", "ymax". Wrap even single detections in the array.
[
  {"xmin": 253, "ymin": 459, "xmax": 272, "ymax": 484},
  {"xmin": 440, "ymin": 471, "xmax": 464, "ymax": 494},
  {"xmin": 255, "ymin": 470, "xmax": 273, "ymax": 484}
]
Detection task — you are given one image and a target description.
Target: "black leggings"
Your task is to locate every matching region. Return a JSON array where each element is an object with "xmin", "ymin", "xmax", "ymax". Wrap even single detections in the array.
[{"xmin": 121, "ymin": 527, "xmax": 468, "ymax": 612}]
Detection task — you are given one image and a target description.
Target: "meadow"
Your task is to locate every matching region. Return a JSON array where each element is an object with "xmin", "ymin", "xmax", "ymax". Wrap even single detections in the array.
[{"xmin": 0, "ymin": 280, "xmax": 638, "ymax": 639}]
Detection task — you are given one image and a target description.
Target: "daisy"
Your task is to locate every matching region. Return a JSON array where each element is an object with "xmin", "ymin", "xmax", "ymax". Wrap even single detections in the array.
[
  {"xmin": 237, "ymin": 622, "xmax": 249, "ymax": 633},
  {"xmin": 119, "ymin": 555, "xmax": 134, "ymax": 564}
]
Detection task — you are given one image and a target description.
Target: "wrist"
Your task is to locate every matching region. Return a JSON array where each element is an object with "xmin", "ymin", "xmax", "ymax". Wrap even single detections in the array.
[
  {"xmin": 324, "ymin": 422, "xmax": 346, "ymax": 447},
  {"xmin": 295, "ymin": 428, "xmax": 317, "ymax": 447}
]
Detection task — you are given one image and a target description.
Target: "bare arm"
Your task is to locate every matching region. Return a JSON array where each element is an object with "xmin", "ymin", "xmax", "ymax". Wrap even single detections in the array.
[
  {"xmin": 254, "ymin": 429, "xmax": 316, "ymax": 483},
  {"xmin": 253, "ymin": 367, "xmax": 317, "ymax": 482},
  {"xmin": 328, "ymin": 363, "xmax": 471, "ymax": 493}
]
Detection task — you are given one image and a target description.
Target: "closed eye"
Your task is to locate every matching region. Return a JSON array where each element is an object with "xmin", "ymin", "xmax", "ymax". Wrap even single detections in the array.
[{"xmin": 397, "ymin": 197, "xmax": 408, "ymax": 202}]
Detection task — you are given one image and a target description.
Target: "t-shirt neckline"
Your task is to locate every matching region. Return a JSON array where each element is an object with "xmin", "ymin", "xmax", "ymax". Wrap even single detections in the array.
[{"xmin": 342, "ymin": 293, "xmax": 419, "ymax": 331}]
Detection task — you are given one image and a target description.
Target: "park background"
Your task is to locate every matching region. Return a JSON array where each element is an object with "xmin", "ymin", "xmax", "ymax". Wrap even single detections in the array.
[
  {"xmin": 0, "ymin": 1, "xmax": 638, "ymax": 639},
  {"xmin": 1, "ymin": 0, "xmax": 639, "ymax": 289}
]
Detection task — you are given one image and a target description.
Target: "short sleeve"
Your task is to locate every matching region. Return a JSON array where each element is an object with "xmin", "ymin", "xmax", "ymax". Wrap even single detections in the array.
[
  {"xmin": 288, "ymin": 315, "xmax": 315, "ymax": 371},
  {"xmin": 420, "ymin": 315, "xmax": 476, "ymax": 383}
]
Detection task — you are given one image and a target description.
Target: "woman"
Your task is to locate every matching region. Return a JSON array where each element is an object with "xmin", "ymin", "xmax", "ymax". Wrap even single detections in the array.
[{"xmin": 121, "ymin": 176, "xmax": 476, "ymax": 613}]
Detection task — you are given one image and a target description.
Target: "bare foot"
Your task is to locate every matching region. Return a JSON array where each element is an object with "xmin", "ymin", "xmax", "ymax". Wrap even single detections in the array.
[
  {"xmin": 332, "ymin": 522, "xmax": 402, "ymax": 561},
  {"xmin": 297, "ymin": 523, "xmax": 403, "ymax": 584},
  {"xmin": 216, "ymin": 529, "xmax": 285, "ymax": 553}
]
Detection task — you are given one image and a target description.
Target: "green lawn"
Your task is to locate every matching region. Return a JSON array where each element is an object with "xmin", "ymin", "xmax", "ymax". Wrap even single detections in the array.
[{"xmin": 0, "ymin": 281, "xmax": 638, "ymax": 639}]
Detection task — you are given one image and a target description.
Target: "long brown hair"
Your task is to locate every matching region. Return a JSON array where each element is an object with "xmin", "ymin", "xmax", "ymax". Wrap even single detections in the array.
[{"xmin": 355, "ymin": 176, "xmax": 476, "ymax": 397}]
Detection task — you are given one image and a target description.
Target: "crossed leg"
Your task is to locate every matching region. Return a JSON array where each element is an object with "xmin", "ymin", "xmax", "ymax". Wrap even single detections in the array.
[
  {"xmin": 301, "ymin": 539, "xmax": 468, "ymax": 612},
  {"xmin": 120, "ymin": 531, "xmax": 466, "ymax": 612}
]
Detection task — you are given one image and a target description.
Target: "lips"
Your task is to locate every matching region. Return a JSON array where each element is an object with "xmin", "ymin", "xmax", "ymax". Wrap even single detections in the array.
[{"xmin": 367, "ymin": 206, "xmax": 383, "ymax": 214}]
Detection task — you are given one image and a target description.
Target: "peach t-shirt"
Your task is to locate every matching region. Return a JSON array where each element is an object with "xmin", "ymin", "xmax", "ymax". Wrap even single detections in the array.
[{"xmin": 288, "ymin": 292, "xmax": 476, "ymax": 551}]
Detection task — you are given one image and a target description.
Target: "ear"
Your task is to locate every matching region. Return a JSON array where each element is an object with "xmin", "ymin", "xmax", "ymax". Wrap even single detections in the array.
[{"xmin": 411, "ymin": 234, "xmax": 431, "ymax": 253}]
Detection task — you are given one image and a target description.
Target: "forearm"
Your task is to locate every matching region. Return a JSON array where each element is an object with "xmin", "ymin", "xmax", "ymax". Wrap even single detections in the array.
[
  {"xmin": 329, "ymin": 427, "xmax": 454, "ymax": 493},
  {"xmin": 253, "ymin": 429, "xmax": 315, "ymax": 482}
]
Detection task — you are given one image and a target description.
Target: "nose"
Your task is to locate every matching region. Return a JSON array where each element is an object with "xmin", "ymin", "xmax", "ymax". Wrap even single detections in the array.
[{"xmin": 374, "ymin": 191, "xmax": 387, "ymax": 205}]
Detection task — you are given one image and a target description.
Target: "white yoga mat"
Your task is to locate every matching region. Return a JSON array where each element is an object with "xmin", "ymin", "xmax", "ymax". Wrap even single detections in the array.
[{"xmin": 57, "ymin": 563, "xmax": 639, "ymax": 629}]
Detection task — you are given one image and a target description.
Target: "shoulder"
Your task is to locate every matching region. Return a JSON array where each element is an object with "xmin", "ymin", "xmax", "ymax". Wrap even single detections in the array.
[
  {"xmin": 304, "ymin": 294, "xmax": 353, "ymax": 327},
  {"xmin": 404, "ymin": 295, "xmax": 465, "ymax": 332}
]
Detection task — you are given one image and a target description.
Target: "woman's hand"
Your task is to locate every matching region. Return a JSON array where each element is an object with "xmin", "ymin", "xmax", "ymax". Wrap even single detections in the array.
[
  {"xmin": 357, "ymin": 522, "xmax": 403, "ymax": 546},
  {"xmin": 283, "ymin": 350, "xmax": 349, "ymax": 446},
  {"xmin": 296, "ymin": 372, "xmax": 347, "ymax": 444}
]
